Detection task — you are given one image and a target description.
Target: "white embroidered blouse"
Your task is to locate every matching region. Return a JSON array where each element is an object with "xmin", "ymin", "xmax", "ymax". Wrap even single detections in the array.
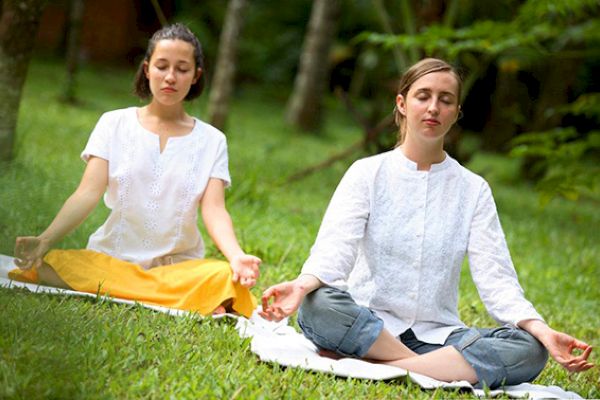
[
  {"xmin": 301, "ymin": 148, "xmax": 544, "ymax": 344},
  {"xmin": 81, "ymin": 107, "xmax": 231, "ymax": 269}
]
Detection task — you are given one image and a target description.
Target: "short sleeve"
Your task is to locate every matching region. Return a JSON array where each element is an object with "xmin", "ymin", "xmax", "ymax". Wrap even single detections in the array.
[
  {"xmin": 81, "ymin": 113, "xmax": 111, "ymax": 163},
  {"xmin": 210, "ymin": 136, "xmax": 231, "ymax": 188}
]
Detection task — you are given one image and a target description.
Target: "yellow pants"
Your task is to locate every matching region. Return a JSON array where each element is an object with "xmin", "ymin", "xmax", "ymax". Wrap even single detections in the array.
[{"xmin": 9, "ymin": 249, "xmax": 257, "ymax": 317}]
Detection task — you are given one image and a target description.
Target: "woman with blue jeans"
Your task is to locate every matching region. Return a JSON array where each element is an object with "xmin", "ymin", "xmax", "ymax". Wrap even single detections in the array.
[{"xmin": 260, "ymin": 58, "xmax": 594, "ymax": 388}]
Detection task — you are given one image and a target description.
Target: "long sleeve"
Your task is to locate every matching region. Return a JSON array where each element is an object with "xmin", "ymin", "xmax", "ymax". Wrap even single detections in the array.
[
  {"xmin": 467, "ymin": 182, "xmax": 544, "ymax": 326},
  {"xmin": 300, "ymin": 160, "xmax": 371, "ymax": 290}
]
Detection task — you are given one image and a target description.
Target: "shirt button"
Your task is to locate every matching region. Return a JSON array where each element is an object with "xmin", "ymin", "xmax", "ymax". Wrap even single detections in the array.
[{"xmin": 409, "ymin": 292, "xmax": 417, "ymax": 300}]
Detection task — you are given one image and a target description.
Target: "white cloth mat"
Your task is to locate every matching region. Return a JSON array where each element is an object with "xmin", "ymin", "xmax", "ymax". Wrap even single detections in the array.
[{"xmin": 0, "ymin": 254, "xmax": 582, "ymax": 399}]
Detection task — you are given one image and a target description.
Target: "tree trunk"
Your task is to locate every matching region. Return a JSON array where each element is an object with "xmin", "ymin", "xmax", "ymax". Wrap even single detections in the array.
[
  {"xmin": 0, "ymin": 0, "xmax": 48, "ymax": 162},
  {"xmin": 520, "ymin": 58, "xmax": 580, "ymax": 180},
  {"xmin": 285, "ymin": 0, "xmax": 340, "ymax": 132},
  {"xmin": 528, "ymin": 59, "xmax": 579, "ymax": 133},
  {"xmin": 207, "ymin": 0, "xmax": 247, "ymax": 131},
  {"xmin": 481, "ymin": 65, "xmax": 523, "ymax": 151},
  {"xmin": 62, "ymin": 0, "xmax": 85, "ymax": 103}
]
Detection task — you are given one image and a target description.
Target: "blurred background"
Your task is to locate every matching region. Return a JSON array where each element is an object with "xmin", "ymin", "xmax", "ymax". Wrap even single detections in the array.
[{"xmin": 2, "ymin": 0, "xmax": 599, "ymax": 199}]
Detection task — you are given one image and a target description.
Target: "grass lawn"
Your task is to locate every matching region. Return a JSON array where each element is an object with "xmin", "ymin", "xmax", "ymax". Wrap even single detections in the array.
[{"xmin": 0, "ymin": 59, "xmax": 598, "ymax": 399}]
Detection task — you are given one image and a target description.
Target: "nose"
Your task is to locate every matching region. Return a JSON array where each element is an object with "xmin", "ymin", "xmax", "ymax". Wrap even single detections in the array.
[
  {"xmin": 427, "ymin": 99, "xmax": 440, "ymax": 115},
  {"xmin": 165, "ymin": 68, "xmax": 176, "ymax": 83}
]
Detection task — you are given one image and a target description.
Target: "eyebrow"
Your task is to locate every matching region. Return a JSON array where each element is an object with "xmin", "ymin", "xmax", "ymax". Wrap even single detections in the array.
[
  {"xmin": 414, "ymin": 88, "xmax": 456, "ymax": 97},
  {"xmin": 154, "ymin": 58, "xmax": 192, "ymax": 65}
]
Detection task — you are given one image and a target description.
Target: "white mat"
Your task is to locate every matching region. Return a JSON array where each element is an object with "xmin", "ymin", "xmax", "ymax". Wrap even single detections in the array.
[{"xmin": 0, "ymin": 254, "xmax": 582, "ymax": 399}]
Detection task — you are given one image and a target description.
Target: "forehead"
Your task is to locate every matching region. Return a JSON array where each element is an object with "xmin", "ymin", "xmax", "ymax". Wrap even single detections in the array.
[
  {"xmin": 150, "ymin": 39, "xmax": 195, "ymax": 62},
  {"xmin": 409, "ymin": 71, "xmax": 459, "ymax": 95}
]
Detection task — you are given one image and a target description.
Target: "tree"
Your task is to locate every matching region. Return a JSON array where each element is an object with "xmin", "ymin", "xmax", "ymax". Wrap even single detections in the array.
[
  {"xmin": 361, "ymin": 0, "xmax": 600, "ymax": 201},
  {"xmin": 0, "ymin": 0, "xmax": 48, "ymax": 162},
  {"xmin": 207, "ymin": 0, "xmax": 247, "ymax": 131},
  {"xmin": 285, "ymin": 0, "xmax": 340, "ymax": 131},
  {"xmin": 62, "ymin": 0, "xmax": 85, "ymax": 103}
]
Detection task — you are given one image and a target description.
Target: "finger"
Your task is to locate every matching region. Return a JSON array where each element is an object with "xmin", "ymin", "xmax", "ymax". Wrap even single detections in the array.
[
  {"xmin": 261, "ymin": 295, "xmax": 271, "ymax": 311},
  {"xmin": 564, "ymin": 356, "xmax": 594, "ymax": 372},
  {"xmin": 242, "ymin": 269, "xmax": 257, "ymax": 280},
  {"xmin": 272, "ymin": 306, "xmax": 287, "ymax": 320},
  {"xmin": 258, "ymin": 310, "xmax": 271, "ymax": 320},
  {"xmin": 232, "ymin": 270, "xmax": 239, "ymax": 283},
  {"xmin": 571, "ymin": 346, "xmax": 593, "ymax": 363},
  {"xmin": 571, "ymin": 339, "xmax": 591, "ymax": 350},
  {"xmin": 566, "ymin": 360, "xmax": 592, "ymax": 372},
  {"xmin": 14, "ymin": 258, "xmax": 32, "ymax": 270},
  {"xmin": 244, "ymin": 254, "xmax": 261, "ymax": 262},
  {"xmin": 261, "ymin": 287, "xmax": 276, "ymax": 302},
  {"xmin": 262, "ymin": 308, "xmax": 282, "ymax": 322},
  {"xmin": 241, "ymin": 277, "xmax": 255, "ymax": 288}
]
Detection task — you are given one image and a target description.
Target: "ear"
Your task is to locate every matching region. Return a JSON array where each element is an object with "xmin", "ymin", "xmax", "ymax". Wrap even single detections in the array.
[
  {"xmin": 143, "ymin": 61, "xmax": 149, "ymax": 78},
  {"xmin": 455, "ymin": 105, "xmax": 462, "ymax": 122},
  {"xmin": 193, "ymin": 67, "xmax": 203, "ymax": 84},
  {"xmin": 396, "ymin": 94, "xmax": 407, "ymax": 116}
]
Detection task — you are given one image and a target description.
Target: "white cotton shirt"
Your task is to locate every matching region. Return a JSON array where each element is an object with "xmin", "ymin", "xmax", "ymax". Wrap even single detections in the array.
[
  {"xmin": 301, "ymin": 148, "xmax": 544, "ymax": 344},
  {"xmin": 81, "ymin": 107, "xmax": 231, "ymax": 269}
]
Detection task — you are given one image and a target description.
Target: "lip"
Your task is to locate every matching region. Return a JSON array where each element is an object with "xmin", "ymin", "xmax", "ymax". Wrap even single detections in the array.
[
  {"xmin": 161, "ymin": 87, "xmax": 177, "ymax": 93},
  {"xmin": 423, "ymin": 119, "xmax": 440, "ymax": 126}
]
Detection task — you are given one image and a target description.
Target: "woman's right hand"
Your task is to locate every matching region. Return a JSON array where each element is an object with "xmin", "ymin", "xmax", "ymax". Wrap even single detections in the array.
[
  {"xmin": 260, "ymin": 281, "xmax": 305, "ymax": 322},
  {"xmin": 260, "ymin": 274, "xmax": 323, "ymax": 322},
  {"xmin": 14, "ymin": 236, "xmax": 51, "ymax": 270}
]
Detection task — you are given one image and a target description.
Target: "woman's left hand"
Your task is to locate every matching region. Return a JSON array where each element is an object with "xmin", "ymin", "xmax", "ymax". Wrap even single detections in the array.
[
  {"xmin": 542, "ymin": 329, "xmax": 594, "ymax": 372},
  {"xmin": 230, "ymin": 254, "xmax": 261, "ymax": 287},
  {"xmin": 522, "ymin": 319, "xmax": 595, "ymax": 372}
]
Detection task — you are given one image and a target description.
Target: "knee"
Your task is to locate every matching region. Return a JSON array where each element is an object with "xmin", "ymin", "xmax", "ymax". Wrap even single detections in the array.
[
  {"xmin": 518, "ymin": 330, "xmax": 549, "ymax": 378},
  {"xmin": 298, "ymin": 286, "xmax": 345, "ymax": 331},
  {"xmin": 297, "ymin": 287, "xmax": 383, "ymax": 358},
  {"xmin": 472, "ymin": 327, "xmax": 549, "ymax": 388},
  {"xmin": 209, "ymin": 261, "xmax": 234, "ymax": 283}
]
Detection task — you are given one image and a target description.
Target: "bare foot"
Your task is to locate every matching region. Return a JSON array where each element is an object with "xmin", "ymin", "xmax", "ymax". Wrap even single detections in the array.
[
  {"xmin": 317, "ymin": 348, "xmax": 344, "ymax": 360},
  {"xmin": 212, "ymin": 305, "xmax": 227, "ymax": 315}
]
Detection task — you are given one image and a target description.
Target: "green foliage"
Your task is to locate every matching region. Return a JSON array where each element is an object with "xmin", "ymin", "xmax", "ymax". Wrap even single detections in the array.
[
  {"xmin": 1, "ymin": 59, "xmax": 598, "ymax": 399},
  {"xmin": 517, "ymin": 0, "xmax": 600, "ymax": 22},
  {"xmin": 509, "ymin": 91, "xmax": 600, "ymax": 205},
  {"xmin": 510, "ymin": 128, "xmax": 600, "ymax": 205},
  {"xmin": 359, "ymin": 1, "xmax": 600, "ymax": 61},
  {"xmin": 559, "ymin": 93, "xmax": 600, "ymax": 119}
]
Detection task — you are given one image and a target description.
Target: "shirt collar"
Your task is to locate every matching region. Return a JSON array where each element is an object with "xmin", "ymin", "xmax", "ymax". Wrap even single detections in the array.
[{"xmin": 393, "ymin": 147, "xmax": 452, "ymax": 172}]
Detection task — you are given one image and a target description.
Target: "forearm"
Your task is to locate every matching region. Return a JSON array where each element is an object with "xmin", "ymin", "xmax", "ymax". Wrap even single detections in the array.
[
  {"xmin": 203, "ymin": 208, "xmax": 244, "ymax": 261},
  {"xmin": 38, "ymin": 189, "xmax": 102, "ymax": 246},
  {"xmin": 294, "ymin": 274, "xmax": 324, "ymax": 296},
  {"xmin": 518, "ymin": 319, "xmax": 552, "ymax": 344}
]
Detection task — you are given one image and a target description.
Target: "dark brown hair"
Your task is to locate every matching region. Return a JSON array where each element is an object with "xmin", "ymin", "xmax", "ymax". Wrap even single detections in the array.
[
  {"xmin": 394, "ymin": 58, "xmax": 462, "ymax": 145},
  {"xmin": 133, "ymin": 23, "xmax": 205, "ymax": 101}
]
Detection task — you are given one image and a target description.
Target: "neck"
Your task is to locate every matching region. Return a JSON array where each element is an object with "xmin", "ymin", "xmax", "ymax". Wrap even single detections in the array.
[
  {"xmin": 400, "ymin": 135, "xmax": 445, "ymax": 171},
  {"xmin": 144, "ymin": 100, "xmax": 187, "ymax": 121}
]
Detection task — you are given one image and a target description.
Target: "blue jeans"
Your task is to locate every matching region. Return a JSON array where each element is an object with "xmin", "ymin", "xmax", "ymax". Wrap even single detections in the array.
[{"xmin": 298, "ymin": 287, "xmax": 548, "ymax": 389}]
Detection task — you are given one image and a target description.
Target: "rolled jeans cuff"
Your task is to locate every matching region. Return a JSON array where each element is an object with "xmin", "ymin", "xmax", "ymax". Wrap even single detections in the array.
[{"xmin": 298, "ymin": 287, "xmax": 384, "ymax": 358}]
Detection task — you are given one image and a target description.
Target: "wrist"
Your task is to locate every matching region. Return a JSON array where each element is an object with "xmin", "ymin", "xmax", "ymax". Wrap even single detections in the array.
[
  {"xmin": 37, "ymin": 235, "xmax": 54, "ymax": 248},
  {"xmin": 519, "ymin": 319, "xmax": 551, "ymax": 341},
  {"xmin": 225, "ymin": 250, "xmax": 246, "ymax": 264},
  {"xmin": 295, "ymin": 274, "xmax": 322, "ymax": 295}
]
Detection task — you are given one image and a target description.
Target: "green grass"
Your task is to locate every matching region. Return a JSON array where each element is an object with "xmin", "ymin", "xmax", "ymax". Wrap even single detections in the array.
[{"xmin": 0, "ymin": 59, "xmax": 598, "ymax": 399}]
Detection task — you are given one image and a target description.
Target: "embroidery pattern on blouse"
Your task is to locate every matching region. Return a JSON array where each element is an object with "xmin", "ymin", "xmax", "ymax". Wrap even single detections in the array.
[
  {"xmin": 174, "ymin": 133, "xmax": 202, "ymax": 245},
  {"xmin": 142, "ymin": 158, "xmax": 163, "ymax": 249},
  {"xmin": 113, "ymin": 117, "xmax": 135, "ymax": 255}
]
